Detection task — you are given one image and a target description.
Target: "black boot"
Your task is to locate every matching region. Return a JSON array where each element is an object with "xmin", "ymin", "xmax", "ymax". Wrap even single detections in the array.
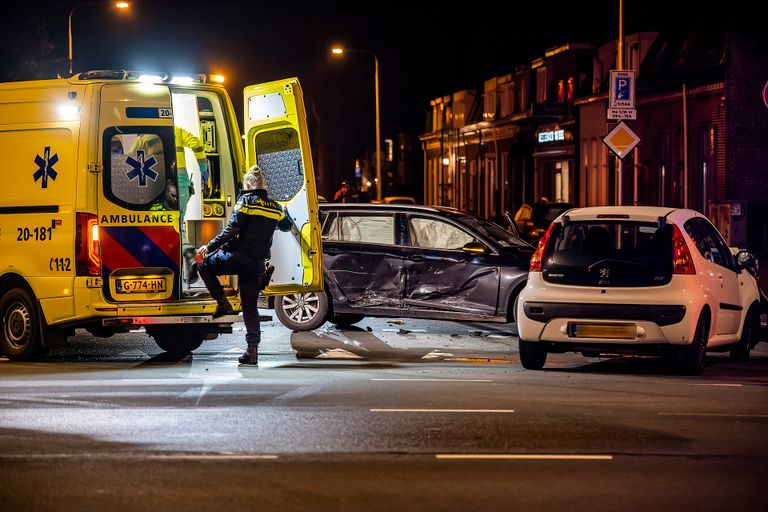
[
  {"xmin": 238, "ymin": 344, "xmax": 258, "ymax": 365},
  {"xmin": 213, "ymin": 299, "xmax": 235, "ymax": 318}
]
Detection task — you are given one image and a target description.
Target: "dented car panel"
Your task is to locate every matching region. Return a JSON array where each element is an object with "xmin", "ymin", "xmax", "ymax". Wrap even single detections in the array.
[
  {"xmin": 402, "ymin": 247, "xmax": 500, "ymax": 315},
  {"xmin": 320, "ymin": 204, "xmax": 532, "ymax": 323}
]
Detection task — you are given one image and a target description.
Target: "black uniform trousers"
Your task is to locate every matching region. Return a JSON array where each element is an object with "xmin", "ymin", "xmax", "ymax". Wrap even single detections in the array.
[{"xmin": 198, "ymin": 250, "xmax": 264, "ymax": 346}]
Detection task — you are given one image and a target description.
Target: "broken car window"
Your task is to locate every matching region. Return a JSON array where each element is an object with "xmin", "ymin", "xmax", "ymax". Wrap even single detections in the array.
[{"xmin": 409, "ymin": 217, "xmax": 474, "ymax": 250}]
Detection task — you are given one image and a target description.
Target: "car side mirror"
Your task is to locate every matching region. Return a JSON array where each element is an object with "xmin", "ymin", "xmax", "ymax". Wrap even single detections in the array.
[
  {"xmin": 736, "ymin": 250, "xmax": 758, "ymax": 277},
  {"xmin": 463, "ymin": 241, "xmax": 487, "ymax": 255}
]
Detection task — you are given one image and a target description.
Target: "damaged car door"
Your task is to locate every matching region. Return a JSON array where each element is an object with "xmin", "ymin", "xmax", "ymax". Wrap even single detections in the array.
[
  {"xmin": 403, "ymin": 214, "xmax": 499, "ymax": 318},
  {"xmin": 322, "ymin": 211, "xmax": 406, "ymax": 311}
]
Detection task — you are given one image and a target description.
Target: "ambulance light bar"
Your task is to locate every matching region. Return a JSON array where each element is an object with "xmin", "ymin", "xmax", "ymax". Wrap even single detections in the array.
[{"xmin": 76, "ymin": 70, "xmax": 224, "ymax": 84}]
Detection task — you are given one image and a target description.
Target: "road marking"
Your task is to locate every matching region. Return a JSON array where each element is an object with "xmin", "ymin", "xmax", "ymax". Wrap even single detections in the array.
[
  {"xmin": 261, "ymin": 384, "xmax": 325, "ymax": 405},
  {"xmin": 435, "ymin": 454, "xmax": 613, "ymax": 460},
  {"xmin": 0, "ymin": 395, "xmax": 113, "ymax": 408},
  {"xmin": 146, "ymin": 454, "xmax": 279, "ymax": 460},
  {"xmin": 371, "ymin": 408, "xmax": 514, "ymax": 413},
  {"xmin": 0, "ymin": 378, "xmax": 257, "ymax": 388},
  {"xmin": 444, "ymin": 358, "xmax": 515, "ymax": 364},
  {"xmin": 659, "ymin": 412, "xmax": 768, "ymax": 418},
  {"xmin": 692, "ymin": 383, "xmax": 743, "ymax": 387},
  {"xmin": 370, "ymin": 378, "xmax": 493, "ymax": 382},
  {"xmin": 0, "ymin": 453, "xmax": 278, "ymax": 460}
]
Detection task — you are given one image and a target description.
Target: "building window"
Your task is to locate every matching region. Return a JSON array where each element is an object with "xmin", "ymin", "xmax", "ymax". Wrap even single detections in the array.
[
  {"xmin": 500, "ymin": 82, "xmax": 514, "ymax": 117},
  {"xmin": 629, "ymin": 43, "xmax": 640, "ymax": 74},
  {"xmin": 536, "ymin": 67, "xmax": 548, "ymax": 103},
  {"xmin": 483, "ymin": 90, "xmax": 497, "ymax": 120},
  {"xmin": 593, "ymin": 58, "xmax": 604, "ymax": 94},
  {"xmin": 518, "ymin": 74, "xmax": 529, "ymax": 112},
  {"xmin": 557, "ymin": 80, "xmax": 565, "ymax": 103}
]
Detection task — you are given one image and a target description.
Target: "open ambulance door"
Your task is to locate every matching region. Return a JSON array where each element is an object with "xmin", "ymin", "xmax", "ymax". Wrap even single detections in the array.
[
  {"xmin": 97, "ymin": 83, "xmax": 182, "ymax": 302},
  {"xmin": 243, "ymin": 78, "xmax": 323, "ymax": 294}
]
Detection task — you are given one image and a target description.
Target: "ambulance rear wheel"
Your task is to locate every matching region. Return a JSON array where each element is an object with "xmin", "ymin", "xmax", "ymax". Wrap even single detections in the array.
[
  {"xmin": 0, "ymin": 287, "xmax": 45, "ymax": 361},
  {"xmin": 148, "ymin": 325, "xmax": 204, "ymax": 355}
]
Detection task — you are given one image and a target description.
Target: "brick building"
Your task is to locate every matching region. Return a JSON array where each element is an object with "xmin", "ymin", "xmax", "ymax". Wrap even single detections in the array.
[{"xmin": 420, "ymin": 27, "xmax": 768, "ymax": 264}]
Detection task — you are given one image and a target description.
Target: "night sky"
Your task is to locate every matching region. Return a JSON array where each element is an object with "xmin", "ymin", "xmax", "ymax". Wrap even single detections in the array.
[{"xmin": 1, "ymin": 0, "xmax": 737, "ymax": 195}]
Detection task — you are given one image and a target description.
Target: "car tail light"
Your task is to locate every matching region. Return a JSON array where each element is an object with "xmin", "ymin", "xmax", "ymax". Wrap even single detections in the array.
[
  {"xmin": 530, "ymin": 223, "xmax": 554, "ymax": 272},
  {"xmin": 672, "ymin": 224, "xmax": 696, "ymax": 275},
  {"xmin": 75, "ymin": 213, "xmax": 101, "ymax": 276}
]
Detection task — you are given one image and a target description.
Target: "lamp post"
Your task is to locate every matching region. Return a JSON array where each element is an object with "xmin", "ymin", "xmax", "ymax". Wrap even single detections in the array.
[
  {"xmin": 68, "ymin": 1, "xmax": 131, "ymax": 76},
  {"xmin": 331, "ymin": 46, "xmax": 381, "ymax": 201}
]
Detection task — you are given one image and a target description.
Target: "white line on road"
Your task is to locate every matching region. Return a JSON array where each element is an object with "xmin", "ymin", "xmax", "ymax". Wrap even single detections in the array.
[
  {"xmin": 658, "ymin": 412, "xmax": 768, "ymax": 418},
  {"xmin": 146, "ymin": 454, "xmax": 279, "ymax": 460},
  {"xmin": 370, "ymin": 409, "xmax": 514, "ymax": 413},
  {"xmin": 370, "ymin": 378, "xmax": 494, "ymax": 382},
  {"xmin": 435, "ymin": 454, "xmax": 613, "ymax": 460},
  {"xmin": 691, "ymin": 383, "xmax": 743, "ymax": 387},
  {"xmin": 0, "ymin": 453, "xmax": 278, "ymax": 460}
]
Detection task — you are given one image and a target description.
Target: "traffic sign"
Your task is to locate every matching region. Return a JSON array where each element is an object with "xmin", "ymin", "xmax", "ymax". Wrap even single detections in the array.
[
  {"xmin": 607, "ymin": 108, "xmax": 637, "ymax": 120},
  {"xmin": 603, "ymin": 121, "xmax": 640, "ymax": 159},
  {"xmin": 609, "ymin": 70, "xmax": 635, "ymax": 109}
]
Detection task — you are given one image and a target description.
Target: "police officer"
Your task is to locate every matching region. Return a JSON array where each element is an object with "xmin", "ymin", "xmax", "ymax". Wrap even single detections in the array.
[{"xmin": 196, "ymin": 165, "xmax": 291, "ymax": 365}]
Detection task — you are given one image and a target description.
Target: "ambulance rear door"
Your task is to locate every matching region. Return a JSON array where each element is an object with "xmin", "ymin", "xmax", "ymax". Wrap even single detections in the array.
[
  {"xmin": 97, "ymin": 83, "xmax": 181, "ymax": 302},
  {"xmin": 243, "ymin": 78, "xmax": 323, "ymax": 293}
]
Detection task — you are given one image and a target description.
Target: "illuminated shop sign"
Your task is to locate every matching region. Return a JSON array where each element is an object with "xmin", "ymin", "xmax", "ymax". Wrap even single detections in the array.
[{"xmin": 537, "ymin": 129, "xmax": 565, "ymax": 143}]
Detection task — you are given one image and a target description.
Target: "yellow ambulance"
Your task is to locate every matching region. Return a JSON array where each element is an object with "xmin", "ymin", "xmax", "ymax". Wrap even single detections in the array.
[{"xmin": 0, "ymin": 71, "xmax": 323, "ymax": 360}]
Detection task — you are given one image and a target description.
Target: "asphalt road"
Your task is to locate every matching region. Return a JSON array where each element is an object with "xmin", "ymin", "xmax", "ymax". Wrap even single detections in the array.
[{"xmin": 1, "ymin": 314, "xmax": 767, "ymax": 511}]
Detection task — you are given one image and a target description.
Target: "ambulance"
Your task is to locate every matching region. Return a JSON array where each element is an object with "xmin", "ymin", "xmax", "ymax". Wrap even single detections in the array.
[{"xmin": 0, "ymin": 70, "xmax": 323, "ymax": 360}]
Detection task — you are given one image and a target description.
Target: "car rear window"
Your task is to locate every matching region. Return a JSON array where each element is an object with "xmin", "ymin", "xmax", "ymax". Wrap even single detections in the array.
[{"xmin": 542, "ymin": 221, "xmax": 673, "ymax": 287}]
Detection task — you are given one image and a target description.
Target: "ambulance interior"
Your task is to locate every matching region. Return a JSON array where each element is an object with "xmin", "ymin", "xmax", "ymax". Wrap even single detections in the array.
[{"xmin": 172, "ymin": 90, "xmax": 235, "ymax": 293}]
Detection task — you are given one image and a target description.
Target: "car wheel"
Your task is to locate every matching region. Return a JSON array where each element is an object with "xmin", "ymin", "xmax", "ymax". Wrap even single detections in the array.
[
  {"xmin": 730, "ymin": 307, "xmax": 758, "ymax": 362},
  {"xmin": 0, "ymin": 287, "xmax": 47, "ymax": 361},
  {"xmin": 677, "ymin": 315, "xmax": 708, "ymax": 375},
  {"xmin": 519, "ymin": 340, "xmax": 547, "ymax": 370},
  {"xmin": 275, "ymin": 292, "xmax": 329, "ymax": 331},
  {"xmin": 148, "ymin": 325, "xmax": 204, "ymax": 355},
  {"xmin": 330, "ymin": 313, "xmax": 365, "ymax": 327}
]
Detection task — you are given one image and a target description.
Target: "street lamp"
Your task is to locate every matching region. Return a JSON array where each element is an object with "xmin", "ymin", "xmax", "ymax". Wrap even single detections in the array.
[
  {"xmin": 68, "ymin": 1, "xmax": 131, "ymax": 76},
  {"xmin": 331, "ymin": 46, "xmax": 381, "ymax": 201}
]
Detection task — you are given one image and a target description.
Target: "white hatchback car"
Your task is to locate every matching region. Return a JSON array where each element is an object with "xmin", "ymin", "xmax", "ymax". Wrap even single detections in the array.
[{"xmin": 516, "ymin": 206, "xmax": 761, "ymax": 375}]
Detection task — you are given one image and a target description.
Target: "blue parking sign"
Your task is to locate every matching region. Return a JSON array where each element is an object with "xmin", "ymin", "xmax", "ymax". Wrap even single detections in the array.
[
  {"xmin": 609, "ymin": 70, "xmax": 635, "ymax": 109},
  {"xmin": 616, "ymin": 78, "xmax": 630, "ymax": 100}
]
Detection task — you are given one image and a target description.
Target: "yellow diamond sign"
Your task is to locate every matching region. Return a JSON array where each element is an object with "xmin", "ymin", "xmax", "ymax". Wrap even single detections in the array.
[{"xmin": 603, "ymin": 121, "xmax": 640, "ymax": 159}]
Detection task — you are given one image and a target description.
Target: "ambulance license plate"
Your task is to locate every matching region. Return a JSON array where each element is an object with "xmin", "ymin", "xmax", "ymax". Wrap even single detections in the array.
[
  {"xmin": 116, "ymin": 278, "xmax": 167, "ymax": 293},
  {"xmin": 569, "ymin": 323, "xmax": 636, "ymax": 340}
]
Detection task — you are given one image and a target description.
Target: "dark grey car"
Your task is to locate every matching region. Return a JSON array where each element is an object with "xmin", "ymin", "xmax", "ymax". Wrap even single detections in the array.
[{"xmin": 272, "ymin": 203, "xmax": 533, "ymax": 331}]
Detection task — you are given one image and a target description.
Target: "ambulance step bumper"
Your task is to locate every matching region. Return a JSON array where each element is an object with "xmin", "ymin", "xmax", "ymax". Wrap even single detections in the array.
[{"xmin": 101, "ymin": 314, "xmax": 271, "ymax": 327}]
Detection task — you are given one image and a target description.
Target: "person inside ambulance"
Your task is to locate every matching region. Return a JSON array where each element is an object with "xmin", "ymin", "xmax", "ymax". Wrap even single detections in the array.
[
  {"xmin": 173, "ymin": 125, "xmax": 209, "ymax": 231},
  {"xmin": 150, "ymin": 179, "xmax": 179, "ymax": 211}
]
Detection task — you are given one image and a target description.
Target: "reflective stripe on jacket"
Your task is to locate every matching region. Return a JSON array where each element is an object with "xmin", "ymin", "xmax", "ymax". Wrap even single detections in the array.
[{"xmin": 206, "ymin": 189, "xmax": 292, "ymax": 260}]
